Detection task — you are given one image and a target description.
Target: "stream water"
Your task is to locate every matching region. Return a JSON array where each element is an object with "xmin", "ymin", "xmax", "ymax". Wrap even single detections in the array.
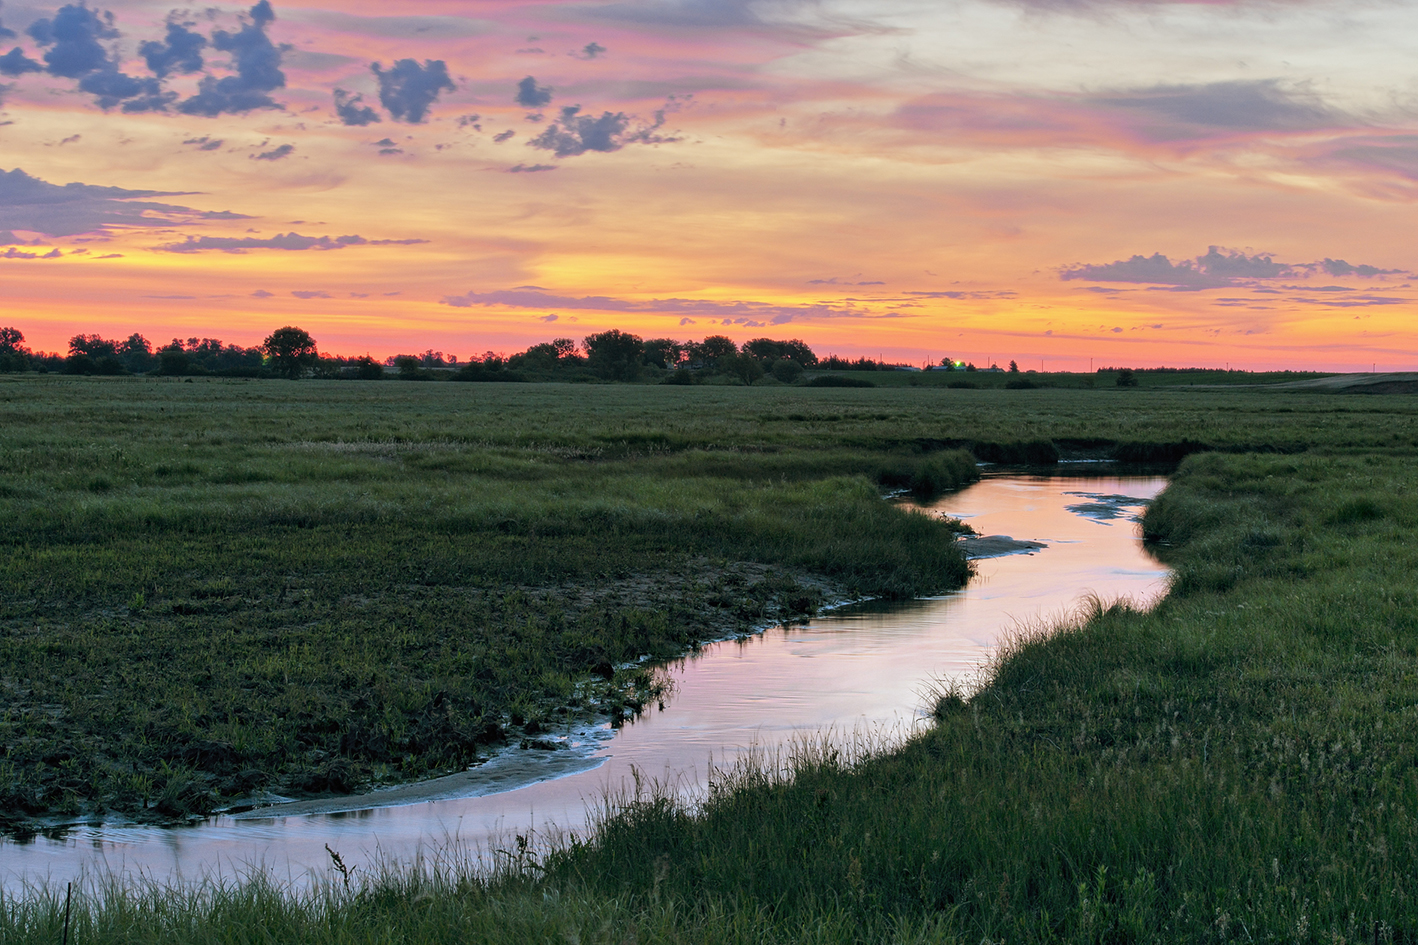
[{"xmin": 2, "ymin": 472, "xmax": 1169, "ymax": 894}]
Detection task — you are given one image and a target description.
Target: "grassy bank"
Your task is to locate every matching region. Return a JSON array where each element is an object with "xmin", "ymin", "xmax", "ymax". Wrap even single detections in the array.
[{"xmin": 8, "ymin": 446, "xmax": 1416, "ymax": 942}]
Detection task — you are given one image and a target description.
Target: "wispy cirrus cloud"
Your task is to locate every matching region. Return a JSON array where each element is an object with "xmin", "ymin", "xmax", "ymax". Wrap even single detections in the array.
[{"xmin": 440, "ymin": 286, "xmax": 911, "ymax": 325}]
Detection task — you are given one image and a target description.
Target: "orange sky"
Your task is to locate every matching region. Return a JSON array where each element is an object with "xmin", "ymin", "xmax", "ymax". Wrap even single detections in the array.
[{"xmin": 1, "ymin": 0, "xmax": 1416, "ymax": 370}]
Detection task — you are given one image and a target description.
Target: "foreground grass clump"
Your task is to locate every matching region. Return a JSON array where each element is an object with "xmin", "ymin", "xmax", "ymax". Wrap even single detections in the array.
[{"xmin": 8, "ymin": 448, "xmax": 1418, "ymax": 941}]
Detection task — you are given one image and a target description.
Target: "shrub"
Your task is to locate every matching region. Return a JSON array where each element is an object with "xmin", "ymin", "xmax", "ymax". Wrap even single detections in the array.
[
  {"xmin": 807, "ymin": 375, "xmax": 876, "ymax": 388},
  {"xmin": 771, "ymin": 360, "xmax": 805, "ymax": 383}
]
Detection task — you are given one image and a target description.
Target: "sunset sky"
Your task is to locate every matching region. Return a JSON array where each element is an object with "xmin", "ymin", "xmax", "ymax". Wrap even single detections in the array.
[{"xmin": 1, "ymin": 0, "xmax": 1416, "ymax": 370}]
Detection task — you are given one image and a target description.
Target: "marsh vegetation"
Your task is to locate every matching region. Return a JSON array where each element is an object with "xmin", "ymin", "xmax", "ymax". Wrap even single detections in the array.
[{"xmin": 5, "ymin": 376, "xmax": 1418, "ymax": 942}]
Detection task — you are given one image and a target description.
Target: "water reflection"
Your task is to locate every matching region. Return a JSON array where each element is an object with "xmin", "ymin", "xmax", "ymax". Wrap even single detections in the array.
[{"xmin": 2, "ymin": 473, "xmax": 1168, "ymax": 894}]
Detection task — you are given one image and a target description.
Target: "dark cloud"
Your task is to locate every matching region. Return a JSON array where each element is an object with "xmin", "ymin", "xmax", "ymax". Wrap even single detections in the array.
[
  {"xmin": 291, "ymin": 289, "xmax": 330, "ymax": 298},
  {"xmin": 493, "ymin": 129, "xmax": 515, "ymax": 142},
  {"xmin": 139, "ymin": 21, "xmax": 206, "ymax": 78},
  {"xmin": 516, "ymin": 75, "xmax": 552, "ymax": 108},
  {"xmin": 251, "ymin": 288, "xmax": 273, "ymax": 297},
  {"xmin": 25, "ymin": 3, "xmax": 171, "ymax": 111},
  {"xmin": 1322, "ymin": 257, "xmax": 1395, "ymax": 278},
  {"xmin": 577, "ymin": 42, "xmax": 606, "ymax": 59},
  {"xmin": 27, "ymin": 4, "xmax": 115, "ymax": 79},
  {"xmin": 1, "ymin": 245, "xmax": 62, "ymax": 259},
  {"xmin": 179, "ymin": 1, "xmax": 286, "ymax": 116},
  {"xmin": 183, "ymin": 135, "xmax": 223, "ymax": 150},
  {"xmin": 0, "ymin": 166, "xmax": 249, "ymax": 236},
  {"xmin": 253, "ymin": 143, "xmax": 293, "ymax": 160},
  {"xmin": 156, "ymin": 232, "xmax": 429, "ymax": 253},
  {"xmin": 1092, "ymin": 80, "xmax": 1340, "ymax": 136},
  {"xmin": 531, "ymin": 107, "xmax": 628, "ymax": 156},
  {"xmin": 509, "ymin": 163, "xmax": 557, "ymax": 172},
  {"xmin": 529, "ymin": 102, "xmax": 676, "ymax": 158},
  {"xmin": 79, "ymin": 68, "xmax": 171, "ymax": 112},
  {"xmin": 1063, "ymin": 246, "xmax": 1400, "ymax": 290},
  {"xmin": 1061, "ymin": 246, "xmax": 1292, "ymax": 288},
  {"xmin": 333, "ymin": 88, "xmax": 379, "ymax": 126},
  {"xmin": 0, "ymin": 46, "xmax": 41, "ymax": 76},
  {"xmin": 372, "ymin": 58, "xmax": 454, "ymax": 123}
]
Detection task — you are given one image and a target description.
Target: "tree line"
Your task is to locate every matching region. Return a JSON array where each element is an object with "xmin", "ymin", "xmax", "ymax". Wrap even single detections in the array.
[{"xmin": 0, "ymin": 326, "xmax": 846, "ymax": 383}]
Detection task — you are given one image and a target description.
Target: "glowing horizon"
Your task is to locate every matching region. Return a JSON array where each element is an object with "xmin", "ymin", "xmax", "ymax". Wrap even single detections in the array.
[{"xmin": 2, "ymin": 0, "xmax": 1416, "ymax": 372}]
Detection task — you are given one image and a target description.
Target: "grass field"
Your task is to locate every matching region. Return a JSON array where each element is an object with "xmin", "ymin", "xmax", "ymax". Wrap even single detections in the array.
[{"xmin": 5, "ymin": 375, "xmax": 1418, "ymax": 943}]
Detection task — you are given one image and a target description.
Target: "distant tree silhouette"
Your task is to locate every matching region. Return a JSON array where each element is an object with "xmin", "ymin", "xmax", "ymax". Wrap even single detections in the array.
[
  {"xmin": 743, "ymin": 337, "xmax": 817, "ymax": 367},
  {"xmin": 262, "ymin": 326, "xmax": 319, "ymax": 379},
  {"xmin": 643, "ymin": 338, "xmax": 685, "ymax": 370},
  {"xmin": 117, "ymin": 334, "xmax": 154, "ymax": 373},
  {"xmin": 688, "ymin": 335, "xmax": 736, "ymax": 367},
  {"xmin": 0, "ymin": 327, "xmax": 28, "ymax": 372},
  {"xmin": 583, "ymin": 329, "xmax": 645, "ymax": 381}
]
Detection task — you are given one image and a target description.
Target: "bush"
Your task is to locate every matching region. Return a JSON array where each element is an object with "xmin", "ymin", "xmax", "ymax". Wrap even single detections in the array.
[
  {"xmin": 807, "ymin": 375, "xmax": 876, "ymax": 388},
  {"xmin": 1116, "ymin": 368, "xmax": 1139, "ymax": 387},
  {"xmin": 771, "ymin": 360, "xmax": 805, "ymax": 383}
]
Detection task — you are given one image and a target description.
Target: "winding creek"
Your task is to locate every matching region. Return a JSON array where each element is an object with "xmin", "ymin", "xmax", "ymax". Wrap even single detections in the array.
[{"xmin": 2, "ymin": 472, "xmax": 1170, "ymax": 894}]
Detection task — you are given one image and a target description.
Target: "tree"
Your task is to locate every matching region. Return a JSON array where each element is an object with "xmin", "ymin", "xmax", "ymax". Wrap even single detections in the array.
[
  {"xmin": 1116, "ymin": 368, "xmax": 1139, "ymax": 388},
  {"xmin": 743, "ymin": 337, "xmax": 817, "ymax": 367},
  {"xmin": 1008, "ymin": 360, "xmax": 1019, "ymax": 373},
  {"xmin": 67, "ymin": 334, "xmax": 123, "ymax": 374},
  {"xmin": 262, "ymin": 326, "xmax": 319, "ymax": 379},
  {"xmin": 583, "ymin": 329, "xmax": 645, "ymax": 381},
  {"xmin": 718, "ymin": 351, "xmax": 764, "ymax": 385},
  {"xmin": 688, "ymin": 335, "xmax": 736, "ymax": 367},
  {"xmin": 118, "ymin": 334, "xmax": 154, "ymax": 373},
  {"xmin": 354, "ymin": 355, "xmax": 384, "ymax": 379},
  {"xmin": 771, "ymin": 359, "xmax": 804, "ymax": 383},
  {"xmin": 0, "ymin": 327, "xmax": 22, "ymax": 349},
  {"xmin": 642, "ymin": 338, "xmax": 684, "ymax": 370},
  {"xmin": 395, "ymin": 356, "xmax": 426, "ymax": 380},
  {"xmin": 509, "ymin": 338, "xmax": 581, "ymax": 373},
  {"xmin": 157, "ymin": 340, "xmax": 190, "ymax": 376},
  {"xmin": 69, "ymin": 334, "xmax": 119, "ymax": 360}
]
